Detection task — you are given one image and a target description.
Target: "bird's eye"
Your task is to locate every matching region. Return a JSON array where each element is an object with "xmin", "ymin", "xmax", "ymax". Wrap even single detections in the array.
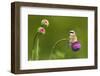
[{"xmin": 70, "ymin": 32, "xmax": 74, "ymax": 33}]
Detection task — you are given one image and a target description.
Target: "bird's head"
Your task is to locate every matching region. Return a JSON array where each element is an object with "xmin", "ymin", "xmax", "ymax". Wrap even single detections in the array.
[{"xmin": 69, "ymin": 30, "xmax": 76, "ymax": 36}]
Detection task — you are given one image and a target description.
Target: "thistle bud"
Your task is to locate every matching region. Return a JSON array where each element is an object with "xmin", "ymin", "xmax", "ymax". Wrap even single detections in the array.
[
  {"xmin": 38, "ymin": 27, "xmax": 46, "ymax": 34},
  {"xmin": 41, "ymin": 19, "xmax": 49, "ymax": 27}
]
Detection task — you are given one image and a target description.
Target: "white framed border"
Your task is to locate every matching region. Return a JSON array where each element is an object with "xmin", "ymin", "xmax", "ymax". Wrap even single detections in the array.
[{"xmin": 20, "ymin": 6, "xmax": 95, "ymax": 70}]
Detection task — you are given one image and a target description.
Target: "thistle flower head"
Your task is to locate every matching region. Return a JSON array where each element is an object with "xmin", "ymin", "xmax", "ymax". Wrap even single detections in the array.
[
  {"xmin": 38, "ymin": 27, "xmax": 46, "ymax": 34},
  {"xmin": 71, "ymin": 41, "xmax": 81, "ymax": 51},
  {"xmin": 41, "ymin": 19, "xmax": 49, "ymax": 27}
]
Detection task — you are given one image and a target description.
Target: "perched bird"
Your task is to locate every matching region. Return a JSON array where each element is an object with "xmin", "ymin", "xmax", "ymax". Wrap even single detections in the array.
[{"xmin": 69, "ymin": 30, "xmax": 81, "ymax": 51}]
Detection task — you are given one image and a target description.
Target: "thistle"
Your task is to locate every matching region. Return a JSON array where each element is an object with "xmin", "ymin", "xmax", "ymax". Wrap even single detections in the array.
[
  {"xmin": 32, "ymin": 19, "xmax": 49, "ymax": 60},
  {"xmin": 38, "ymin": 27, "xmax": 46, "ymax": 34},
  {"xmin": 41, "ymin": 19, "xmax": 49, "ymax": 27},
  {"xmin": 49, "ymin": 30, "xmax": 81, "ymax": 59}
]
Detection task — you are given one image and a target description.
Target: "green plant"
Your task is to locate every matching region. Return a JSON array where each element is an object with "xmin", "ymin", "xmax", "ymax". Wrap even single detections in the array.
[{"xmin": 31, "ymin": 19, "xmax": 49, "ymax": 60}]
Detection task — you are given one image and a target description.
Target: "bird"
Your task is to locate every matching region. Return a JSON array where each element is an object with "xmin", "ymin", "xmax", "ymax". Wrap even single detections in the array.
[{"xmin": 69, "ymin": 30, "xmax": 81, "ymax": 51}]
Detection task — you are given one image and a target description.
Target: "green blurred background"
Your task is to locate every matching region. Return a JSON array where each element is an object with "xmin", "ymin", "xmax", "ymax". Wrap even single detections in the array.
[{"xmin": 28, "ymin": 15, "xmax": 88, "ymax": 60}]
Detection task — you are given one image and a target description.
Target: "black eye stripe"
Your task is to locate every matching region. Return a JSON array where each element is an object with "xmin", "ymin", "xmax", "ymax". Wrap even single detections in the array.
[{"xmin": 70, "ymin": 32, "xmax": 74, "ymax": 33}]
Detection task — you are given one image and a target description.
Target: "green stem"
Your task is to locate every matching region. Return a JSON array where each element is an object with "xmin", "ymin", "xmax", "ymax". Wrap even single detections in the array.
[
  {"xmin": 33, "ymin": 32, "xmax": 38, "ymax": 48},
  {"xmin": 36, "ymin": 38, "xmax": 39, "ymax": 60},
  {"xmin": 53, "ymin": 38, "xmax": 67, "ymax": 49},
  {"xmin": 49, "ymin": 38, "xmax": 68, "ymax": 59},
  {"xmin": 32, "ymin": 32, "xmax": 38, "ymax": 60}
]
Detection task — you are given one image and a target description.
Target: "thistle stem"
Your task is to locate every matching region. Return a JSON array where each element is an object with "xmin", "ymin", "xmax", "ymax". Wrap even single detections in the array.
[
  {"xmin": 36, "ymin": 38, "xmax": 39, "ymax": 60},
  {"xmin": 53, "ymin": 38, "xmax": 67, "ymax": 49},
  {"xmin": 32, "ymin": 32, "xmax": 38, "ymax": 60},
  {"xmin": 49, "ymin": 38, "xmax": 68, "ymax": 59}
]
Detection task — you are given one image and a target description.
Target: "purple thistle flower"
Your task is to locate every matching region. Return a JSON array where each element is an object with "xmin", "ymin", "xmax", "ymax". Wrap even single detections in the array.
[{"xmin": 71, "ymin": 41, "xmax": 81, "ymax": 51}]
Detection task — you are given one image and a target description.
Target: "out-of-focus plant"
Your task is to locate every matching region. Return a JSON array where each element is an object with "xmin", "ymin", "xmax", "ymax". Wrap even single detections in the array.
[{"xmin": 31, "ymin": 19, "xmax": 49, "ymax": 60}]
